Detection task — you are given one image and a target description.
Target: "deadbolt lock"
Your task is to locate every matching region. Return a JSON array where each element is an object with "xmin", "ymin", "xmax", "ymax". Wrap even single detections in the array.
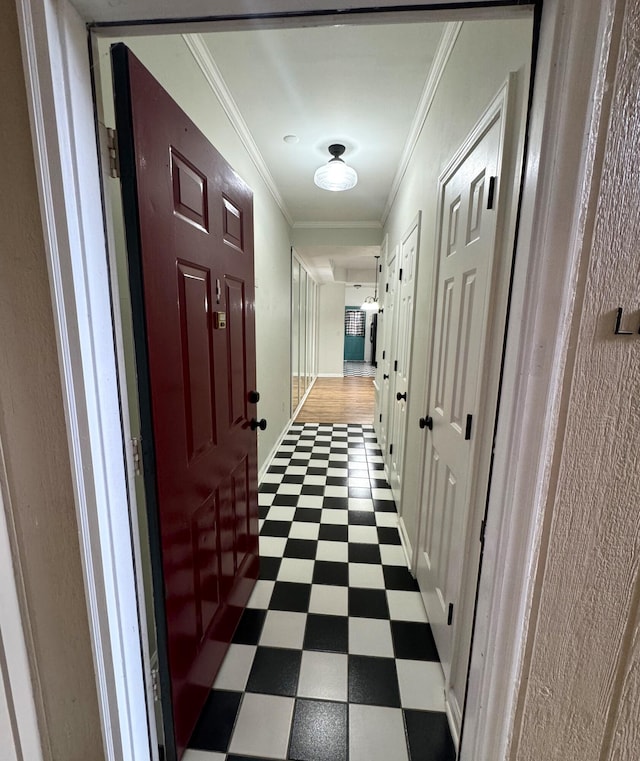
[{"xmin": 214, "ymin": 311, "xmax": 227, "ymax": 329}]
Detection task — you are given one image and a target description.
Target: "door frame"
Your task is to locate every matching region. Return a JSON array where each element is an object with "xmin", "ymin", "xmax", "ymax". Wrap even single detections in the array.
[
  {"xmin": 15, "ymin": 1, "xmax": 616, "ymax": 760},
  {"xmin": 413, "ymin": 77, "xmax": 515, "ymax": 742},
  {"xmin": 0, "ymin": 435, "xmax": 46, "ymax": 761},
  {"xmin": 388, "ymin": 211, "xmax": 421, "ymax": 515}
]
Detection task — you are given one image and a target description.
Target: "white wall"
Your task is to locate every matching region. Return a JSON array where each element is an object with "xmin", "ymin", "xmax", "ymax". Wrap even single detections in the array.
[
  {"xmin": 381, "ymin": 18, "xmax": 532, "ymax": 556},
  {"xmin": 345, "ymin": 285, "xmax": 374, "ymax": 306},
  {"xmin": 95, "ymin": 34, "xmax": 292, "ymax": 470},
  {"xmin": 318, "ymin": 283, "xmax": 346, "ymax": 375}
]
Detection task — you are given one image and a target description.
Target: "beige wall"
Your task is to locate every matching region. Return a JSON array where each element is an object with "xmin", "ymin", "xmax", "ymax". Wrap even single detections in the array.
[
  {"xmin": 95, "ymin": 33, "xmax": 293, "ymax": 471},
  {"xmin": 382, "ymin": 17, "xmax": 532, "ymax": 556},
  {"xmin": 0, "ymin": 4, "xmax": 103, "ymax": 761},
  {"xmin": 512, "ymin": 1, "xmax": 640, "ymax": 758}
]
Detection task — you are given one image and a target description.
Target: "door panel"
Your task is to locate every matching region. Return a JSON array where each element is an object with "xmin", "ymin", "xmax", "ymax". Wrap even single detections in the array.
[
  {"xmin": 381, "ymin": 246, "xmax": 399, "ymax": 470},
  {"xmin": 416, "ymin": 109, "xmax": 503, "ymax": 726},
  {"xmin": 389, "ymin": 215, "xmax": 420, "ymax": 508},
  {"xmin": 225, "ymin": 276, "xmax": 248, "ymax": 425},
  {"xmin": 113, "ymin": 45, "xmax": 259, "ymax": 760},
  {"xmin": 177, "ymin": 263, "xmax": 216, "ymax": 460}
]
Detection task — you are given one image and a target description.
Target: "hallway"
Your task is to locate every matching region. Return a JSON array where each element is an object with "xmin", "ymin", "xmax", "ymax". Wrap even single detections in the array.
[
  {"xmin": 294, "ymin": 379, "xmax": 375, "ymax": 425},
  {"xmin": 185, "ymin": 423, "xmax": 455, "ymax": 761}
]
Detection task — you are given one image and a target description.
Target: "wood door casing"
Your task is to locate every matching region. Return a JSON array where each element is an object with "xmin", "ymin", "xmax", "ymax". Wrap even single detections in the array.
[{"xmin": 112, "ymin": 45, "xmax": 259, "ymax": 760}]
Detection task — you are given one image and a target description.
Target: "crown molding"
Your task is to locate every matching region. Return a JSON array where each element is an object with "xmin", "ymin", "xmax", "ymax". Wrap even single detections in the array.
[
  {"xmin": 381, "ymin": 21, "xmax": 463, "ymax": 225},
  {"xmin": 183, "ymin": 33, "xmax": 294, "ymax": 227},
  {"xmin": 292, "ymin": 220, "xmax": 383, "ymax": 229}
]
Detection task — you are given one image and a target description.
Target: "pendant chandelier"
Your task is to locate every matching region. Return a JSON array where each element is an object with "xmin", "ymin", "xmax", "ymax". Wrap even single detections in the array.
[
  {"xmin": 361, "ymin": 255, "xmax": 380, "ymax": 312},
  {"xmin": 314, "ymin": 144, "xmax": 358, "ymax": 192}
]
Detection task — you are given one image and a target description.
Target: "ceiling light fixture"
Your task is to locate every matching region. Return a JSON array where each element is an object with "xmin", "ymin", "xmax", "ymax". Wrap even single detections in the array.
[
  {"xmin": 314, "ymin": 144, "xmax": 358, "ymax": 192},
  {"xmin": 361, "ymin": 255, "xmax": 380, "ymax": 312}
]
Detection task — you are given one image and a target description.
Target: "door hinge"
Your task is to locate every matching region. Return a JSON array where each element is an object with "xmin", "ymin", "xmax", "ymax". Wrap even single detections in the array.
[
  {"xmin": 150, "ymin": 667, "xmax": 161, "ymax": 702},
  {"xmin": 106, "ymin": 127, "xmax": 120, "ymax": 179},
  {"xmin": 447, "ymin": 603, "xmax": 454, "ymax": 626},
  {"xmin": 131, "ymin": 437, "xmax": 142, "ymax": 476},
  {"xmin": 382, "ymin": 350, "xmax": 386, "ymax": 360},
  {"xmin": 487, "ymin": 176, "xmax": 497, "ymax": 209},
  {"xmin": 394, "ymin": 360, "xmax": 398, "ymax": 372},
  {"xmin": 389, "ymin": 443, "xmax": 394, "ymax": 455},
  {"xmin": 385, "ymin": 283, "xmax": 389, "ymax": 292},
  {"xmin": 480, "ymin": 519, "xmax": 486, "ymax": 544},
  {"xmin": 399, "ymin": 267, "xmax": 403, "ymax": 281},
  {"xmin": 379, "ymin": 263, "xmax": 382, "ymax": 273},
  {"xmin": 464, "ymin": 414, "xmax": 473, "ymax": 441},
  {"xmin": 379, "ymin": 413, "xmax": 382, "ymax": 423}
]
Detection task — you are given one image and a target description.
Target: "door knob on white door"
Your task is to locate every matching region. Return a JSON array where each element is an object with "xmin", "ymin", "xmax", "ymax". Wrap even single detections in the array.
[
  {"xmin": 419, "ymin": 416, "xmax": 433, "ymax": 430},
  {"xmin": 396, "ymin": 391, "xmax": 407, "ymax": 401}
]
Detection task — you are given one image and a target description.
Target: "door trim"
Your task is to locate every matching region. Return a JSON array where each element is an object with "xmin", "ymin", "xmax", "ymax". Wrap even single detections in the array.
[
  {"xmin": 412, "ymin": 76, "xmax": 514, "ymax": 742},
  {"xmin": 0, "ymin": 438, "xmax": 46, "ymax": 761},
  {"xmin": 14, "ymin": 2, "xmax": 616, "ymax": 761},
  {"xmin": 15, "ymin": 3, "xmax": 152, "ymax": 760}
]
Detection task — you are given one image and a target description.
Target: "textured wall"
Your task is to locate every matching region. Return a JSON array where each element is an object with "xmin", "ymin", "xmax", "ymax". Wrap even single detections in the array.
[
  {"xmin": 513, "ymin": 1, "xmax": 640, "ymax": 758},
  {"xmin": 0, "ymin": 4, "xmax": 103, "ymax": 760}
]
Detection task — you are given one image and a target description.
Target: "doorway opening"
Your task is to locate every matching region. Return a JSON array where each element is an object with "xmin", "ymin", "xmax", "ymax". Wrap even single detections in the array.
[{"xmin": 91, "ymin": 7, "xmax": 530, "ymax": 758}]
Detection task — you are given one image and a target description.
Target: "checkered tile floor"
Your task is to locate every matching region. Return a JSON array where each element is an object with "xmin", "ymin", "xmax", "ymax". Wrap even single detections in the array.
[
  {"xmin": 185, "ymin": 424, "xmax": 455, "ymax": 761},
  {"xmin": 343, "ymin": 361, "xmax": 376, "ymax": 377}
]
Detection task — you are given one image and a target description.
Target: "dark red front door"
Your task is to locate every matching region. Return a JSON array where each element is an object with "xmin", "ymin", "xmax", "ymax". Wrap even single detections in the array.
[{"xmin": 112, "ymin": 45, "xmax": 259, "ymax": 759}]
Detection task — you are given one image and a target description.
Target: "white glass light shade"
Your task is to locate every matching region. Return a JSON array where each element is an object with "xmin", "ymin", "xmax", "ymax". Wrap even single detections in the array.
[
  {"xmin": 361, "ymin": 296, "xmax": 379, "ymax": 312},
  {"xmin": 314, "ymin": 158, "xmax": 358, "ymax": 192}
]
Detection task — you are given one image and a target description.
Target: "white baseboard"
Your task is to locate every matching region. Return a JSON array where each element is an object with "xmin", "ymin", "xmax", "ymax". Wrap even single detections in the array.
[
  {"xmin": 398, "ymin": 516, "xmax": 413, "ymax": 570},
  {"xmin": 317, "ymin": 372, "xmax": 344, "ymax": 378},
  {"xmin": 292, "ymin": 375, "xmax": 318, "ymax": 417},
  {"xmin": 445, "ymin": 697, "xmax": 461, "ymax": 750},
  {"xmin": 258, "ymin": 422, "xmax": 291, "ymax": 484},
  {"xmin": 259, "ymin": 375, "xmax": 320, "ymax": 482}
]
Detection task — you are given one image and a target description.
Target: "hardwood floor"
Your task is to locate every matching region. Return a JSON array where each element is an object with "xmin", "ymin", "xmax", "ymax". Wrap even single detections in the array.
[{"xmin": 295, "ymin": 376, "xmax": 375, "ymax": 424}]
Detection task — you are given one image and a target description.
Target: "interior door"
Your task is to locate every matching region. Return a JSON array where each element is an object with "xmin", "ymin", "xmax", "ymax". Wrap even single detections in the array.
[
  {"xmin": 416, "ymin": 106, "xmax": 504, "ymax": 723},
  {"xmin": 388, "ymin": 215, "xmax": 420, "ymax": 506},
  {"xmin": 380, "ymin": 245, "xmax": 399, "ymax": 467},
  {"xmin": 344, "ymin": 307, "xmax": 366, "ymax": 360},
  {"xmin": 112, "ymin": 45, "xmax": 259, "ymax": 760}
]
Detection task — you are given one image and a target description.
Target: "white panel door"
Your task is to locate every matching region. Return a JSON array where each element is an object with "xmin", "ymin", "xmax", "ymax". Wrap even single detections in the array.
[
  {"xmin": 381, "ymin": 244, "xmax": 399, "ymax": 471},
  {"xmin": 416, "ymin": 108, "xmax": 503, "ymax": 716},
  {"xmin": 374, "ymin": 239, "xmax": 387, "ymax": 448},
  {"xmin": 389, "ymin": 215, "xmax": 420, "ymax": 508}
]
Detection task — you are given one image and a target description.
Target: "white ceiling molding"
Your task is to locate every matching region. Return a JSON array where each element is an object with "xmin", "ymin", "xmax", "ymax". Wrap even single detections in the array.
[
  {"xmin": 183, "ymin": 33, "xmax": 295, "ymax": 227},
  {"xmin": 381, "ymin": 21, "xmax": 463, "ymax": 225},
  {"xmin": 292, "ymin": 221, "xmax": 383, "ymax": 229}
]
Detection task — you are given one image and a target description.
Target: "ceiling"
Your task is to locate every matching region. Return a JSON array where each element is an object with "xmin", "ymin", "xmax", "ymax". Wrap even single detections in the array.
[
  {"xmin": 196, "ymin": 21, "xmax": 446, "ymax": 282},
  {"xmin": 201, "ymin": 23, "xmax": 445, "ymax": 225},
  {"xmin": 77, "ymin": 2, "xmax": 525, "ymax": 283},
  {"xmin": 74, "ymin": 0, "xmax": 463, "ymax": 25}
]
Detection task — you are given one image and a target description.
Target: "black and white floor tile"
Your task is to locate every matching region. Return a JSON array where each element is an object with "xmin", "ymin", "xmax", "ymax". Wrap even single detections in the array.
[
  {"xmin": 185, "ymin": 424, "xmax": 456, "ymax": 761},
  {"xmin": 342, "ymin": 362, "xmax": 376, "ymax": 378}
]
